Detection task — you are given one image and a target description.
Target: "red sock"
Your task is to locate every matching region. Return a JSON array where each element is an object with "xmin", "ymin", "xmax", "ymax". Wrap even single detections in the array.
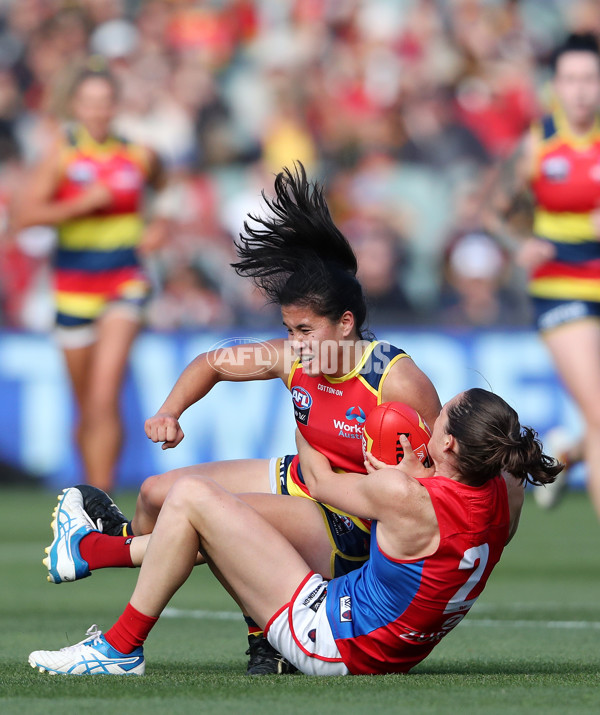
[
  {"xmin": 79, "ymin": 532, "xmax": 134, "ymax": 570},
  {"xmin": 105, "ymin": 602, "xmax": 158, "ymax": 654}
]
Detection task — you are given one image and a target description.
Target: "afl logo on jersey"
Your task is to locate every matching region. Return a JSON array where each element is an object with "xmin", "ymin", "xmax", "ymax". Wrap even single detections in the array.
[
  {"xmin": 68, "ymin": 160, "xmax": 97, "ymax": 184},
  {"xmin": 345, "ymin": 406, "xmax": 366, "ymax": 424},
  {"xmin": 292, "ymin": 386, "xmax": 313, "ymax": 425},
  {"xmin": 541, "ymin": 156, "xmax": 570, "ymax": 182}
]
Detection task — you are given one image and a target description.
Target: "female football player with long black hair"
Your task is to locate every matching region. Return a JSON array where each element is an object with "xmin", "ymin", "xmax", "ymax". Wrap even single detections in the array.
[{"xmin": 45, "ymin": 162, "xmax": 441, "ymax": 674}]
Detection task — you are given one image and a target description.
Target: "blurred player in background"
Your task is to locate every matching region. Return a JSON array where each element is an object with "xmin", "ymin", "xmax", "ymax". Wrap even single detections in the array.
[
  {"xmin": 12, "ymin": 67, "xmax": 171, "ymax": 493},
  {"xmin": 28, "ymin": 388, "xmax": 560, "ymax": 676},
  {"xmin": 44, "ymin": 163, "xmax": 441, "ymax": 674},
  {"xmin": 491, "ymin": 34, "xmax": 600, "ymax": 518}
]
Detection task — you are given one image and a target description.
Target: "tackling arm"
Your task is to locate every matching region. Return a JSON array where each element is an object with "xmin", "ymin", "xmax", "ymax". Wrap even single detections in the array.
[
  {"xmin": 145, "ymin": 339, "xmax": 293, "ymax": 449},
  {"xmin": 295, "ymin": 430, "xmax": 412, "ymax": 522}
]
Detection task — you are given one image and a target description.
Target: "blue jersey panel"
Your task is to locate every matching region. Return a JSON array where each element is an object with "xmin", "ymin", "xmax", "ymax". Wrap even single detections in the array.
[
  {"xmin": 326, "ymin": 523, "xmax": 424, "ymax": 640},
  {"xmin": 359, "ymin": 342, "xmax": 407, "ymax": 393}
]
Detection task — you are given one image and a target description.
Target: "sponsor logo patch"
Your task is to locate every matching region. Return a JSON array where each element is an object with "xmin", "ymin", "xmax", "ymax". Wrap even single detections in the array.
[
  {"xmin": 329, "ymin": 512, "xmax": 355, "ymax": 537},
  {"xmin": 333, "ymin": 405, "xmax": 366, "ymax": 439},
  {"xmin": 345, "ymin": 406, "xmax": 366, "ymax": 424},
  {"xmin": 303, "ymin": 585, "xmax": 327, "ymax": 613},
  {"xmin": 339, "ymin": 596, "xmax": 352, "ymax": 622},
  {"xmin": 292, "ymin": 386, "xmax": 313, "ymax": 425}
]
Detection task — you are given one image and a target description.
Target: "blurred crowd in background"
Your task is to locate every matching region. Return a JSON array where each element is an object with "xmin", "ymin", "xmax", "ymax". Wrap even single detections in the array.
[{"xmin": 0, "ymin": 0, "xmax": 596, "ymax": 333}]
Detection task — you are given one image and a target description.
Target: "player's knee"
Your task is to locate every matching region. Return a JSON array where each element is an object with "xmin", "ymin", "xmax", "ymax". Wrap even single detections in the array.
[
  {"xmin": 138, "ymin": 473, "xmax": 167, "ymax": 513},
  {"xmin": 81, "ymin": 395, "xmax": 119, "ymax": 426},
  {"xmin": 165, "ymin": 475, "xmax": 222, "ymax": 515}
]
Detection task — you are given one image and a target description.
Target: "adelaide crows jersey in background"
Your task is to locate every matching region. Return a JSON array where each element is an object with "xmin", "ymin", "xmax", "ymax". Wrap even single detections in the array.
[
  {"xmin": 529, "ymin": 111, "xmax": 600, "ymax": 302},
  {"xmin": 53, "ymin": 125, "xmax": 151, "ymax": 327},
  {"xmin": 326, "ymin": 474, "xmax": 510, "ymax": 674},
  {"xmin": 287, "ymin": 341, "xmax": 408, "ymax": 498}
]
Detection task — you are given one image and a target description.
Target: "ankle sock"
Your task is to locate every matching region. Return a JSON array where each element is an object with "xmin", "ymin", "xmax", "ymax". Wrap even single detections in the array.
[
  {"xmin": 244, "ymin": 615, "xmax": 263, "ymax": 638},
  {"xmin": 79, "ymin": 532, "xmax": 134, "ymax": 570},
  {"xmin": 104, "ymin": 602, "xmax": 158, "ymax": 654}
]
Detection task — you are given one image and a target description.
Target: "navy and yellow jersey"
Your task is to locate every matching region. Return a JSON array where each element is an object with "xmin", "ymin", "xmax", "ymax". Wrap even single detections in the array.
[
  {"xmin": 53, "ymin": 125, "xmax": 151, "ymax": 326},
  {"xmin": 274, "ymin": 454, "xmax": 372, "ymax": 579},
  {"xmin": 529, "ymin": 112, "xmax": 600, "ymax": 303},
  {"xmin": 285, "ymin": 341, "xmax": 408, "ymax": 520}
]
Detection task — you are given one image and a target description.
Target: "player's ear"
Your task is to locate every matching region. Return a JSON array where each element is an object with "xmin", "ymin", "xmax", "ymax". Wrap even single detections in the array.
[
  {"xmin": 443, "ymin": 434, "xmax": 456, "ymax": 454},
  {"xmin": 339, "ymin": 310, "xmax": 355, "ymax": 338}
]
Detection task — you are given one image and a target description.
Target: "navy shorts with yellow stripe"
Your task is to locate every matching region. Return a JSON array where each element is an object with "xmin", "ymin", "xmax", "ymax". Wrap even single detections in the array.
[
  {"xmin": 269, "ymin": 455, "xmax": 371, "ymax": 578},
  {"xmin": 532, "ymin": 296, "xmax": 600, "ymax": 332}
]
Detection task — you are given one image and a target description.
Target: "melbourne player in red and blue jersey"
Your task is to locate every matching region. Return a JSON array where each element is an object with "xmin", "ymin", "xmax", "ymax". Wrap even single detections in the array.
[{"xmin": 323, "ymin": 475, "xmax": 509, "ymax": 672}]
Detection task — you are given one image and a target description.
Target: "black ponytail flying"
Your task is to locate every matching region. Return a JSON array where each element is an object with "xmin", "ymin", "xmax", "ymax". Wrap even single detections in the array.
[{"xmin": 232, "ymin": 162, "xmax": 372, "ymax": 338}]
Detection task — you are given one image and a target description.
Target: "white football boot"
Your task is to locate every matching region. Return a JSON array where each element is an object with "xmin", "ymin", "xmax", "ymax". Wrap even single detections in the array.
[
  {"xmin": 29, "ymin": 625, "xmax": 145, "ymax": 675},
  {"xmin": 44, "ymin": 487, "xmax": 96, "ymax": 583}
]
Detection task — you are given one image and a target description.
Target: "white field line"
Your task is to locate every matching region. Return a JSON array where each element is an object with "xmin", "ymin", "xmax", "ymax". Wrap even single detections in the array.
[
  {"xmin": 162, "ymin": 607, "xmax": 600, "ymax": 630},
  {"xmin": 163, "ymin": 607, "xmax": 241, "ymax": 621},
  {"xmin": 462, "ymin": 619, "xmax": 600, "ymax": 630}
]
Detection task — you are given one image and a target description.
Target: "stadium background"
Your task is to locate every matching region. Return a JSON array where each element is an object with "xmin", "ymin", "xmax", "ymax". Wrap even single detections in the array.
[{"xmin": 0, "ymin": 0, "xmax": 593, "ymax": 488}]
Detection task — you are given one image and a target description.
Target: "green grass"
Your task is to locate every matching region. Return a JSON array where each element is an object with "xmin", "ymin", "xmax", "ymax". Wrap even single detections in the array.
[{"xmin": 1, "ymin": 488, "xmax": 599, "ymax": 714}]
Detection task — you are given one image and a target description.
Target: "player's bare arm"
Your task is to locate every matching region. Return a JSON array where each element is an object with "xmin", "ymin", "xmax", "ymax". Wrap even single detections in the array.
[
  {"xmin": 502, "ymin": 472, "xmax": 525, "ymax": 543},
  {"xmin": 145, "ymin": 339, "xmax": 294, "ymax": 449},
  {"xmin": 380, "ymin": 358, "xmax": 441, "ymax": 430},
  {"xmin": 484, "ymin": 131, "xmax": 556, "ymax": 269},
  {"xmin": 137, "ymin": 150, "xmax": 173, "ymax": 257},
  {"xmin": 12, "ymin": 141, "xmax": 112, "ymax": 230},
  {"xmin": 295, "ymin": 430, "xmax": 437, "ymax": 560}
]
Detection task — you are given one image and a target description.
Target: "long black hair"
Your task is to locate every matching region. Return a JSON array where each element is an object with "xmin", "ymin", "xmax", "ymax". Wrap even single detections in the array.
[
  {"xmin": 231, "ymin": 162, "xmax": 371, "ymax": 338},
  {"xmin": 446, "ymin": 388, "xmax": 563, "ymax": 486}
]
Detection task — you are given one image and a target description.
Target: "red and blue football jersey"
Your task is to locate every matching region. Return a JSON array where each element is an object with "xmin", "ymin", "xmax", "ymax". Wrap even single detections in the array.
[{"xmin": 325, "ymin": 474, "xmax": 510, "ymax": 674}]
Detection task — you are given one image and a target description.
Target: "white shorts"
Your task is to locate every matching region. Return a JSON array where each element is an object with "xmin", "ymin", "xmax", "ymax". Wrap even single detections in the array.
[
  {"xmin": 264, "ymin": 572, "xmax": 350, "ymax": 676},
  {"xmin": 54, "ymin": 301, "xmax": 143, "ymax": 350},
  {"xmin": 268, "ymin": 456, "xmax": 279, "ymax": 494}
]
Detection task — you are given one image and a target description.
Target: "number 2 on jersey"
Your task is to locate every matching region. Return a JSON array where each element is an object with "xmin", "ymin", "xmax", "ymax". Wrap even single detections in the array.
[{"xmin": 444, "ymin": 543, "xmax": 489, "ymax": 614}]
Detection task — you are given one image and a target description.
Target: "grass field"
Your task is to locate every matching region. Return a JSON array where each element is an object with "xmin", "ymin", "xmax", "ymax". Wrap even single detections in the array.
[{"xmin": 0, "ymin": 487, "xmax": 599, "ymax": 715}]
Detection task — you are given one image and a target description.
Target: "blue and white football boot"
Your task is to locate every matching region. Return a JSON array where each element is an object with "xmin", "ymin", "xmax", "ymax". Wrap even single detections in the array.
[
  {"xmin": 29, "ymin": 625, "xmax": 145, "ymax": 675},
  {"xmin": 43, "ymin": 487, "xmax": 96, "ymax": 583}
]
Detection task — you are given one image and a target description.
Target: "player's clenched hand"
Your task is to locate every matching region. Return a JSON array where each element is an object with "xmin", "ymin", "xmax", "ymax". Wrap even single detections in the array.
[{"xmin": 145, "ymin": 412, "xmax": 184, "ymax": 449}]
